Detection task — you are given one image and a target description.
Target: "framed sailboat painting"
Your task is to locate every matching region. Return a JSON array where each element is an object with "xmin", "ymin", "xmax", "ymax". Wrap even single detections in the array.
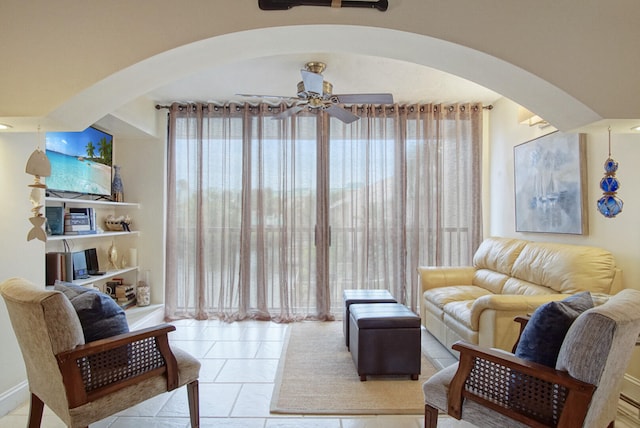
[{"xmin": 513, "ymin": 132, "xmax": 588, "ymax": 235}]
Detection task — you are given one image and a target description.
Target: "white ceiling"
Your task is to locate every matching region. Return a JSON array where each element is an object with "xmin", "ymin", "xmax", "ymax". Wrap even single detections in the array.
[{"xmin": 146, "ymin": 53, "xmax": 502, "ymax": 107}]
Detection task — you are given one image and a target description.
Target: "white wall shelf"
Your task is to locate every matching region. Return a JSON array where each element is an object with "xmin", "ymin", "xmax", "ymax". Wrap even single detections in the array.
[
  {"xmin": 71, "ymin": 267, "xmax": 138, "ymax": 286},
  {"xmin": 47, "ymin": 231, "xmax": 139, "ymax": 242},
  {"xmin": 45, "ymin": 197, "xmax": 140, "ymax": 209}
]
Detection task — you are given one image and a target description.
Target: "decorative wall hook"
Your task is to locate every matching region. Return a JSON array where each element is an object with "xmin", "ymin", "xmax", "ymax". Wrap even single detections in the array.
[{"xmin": 596, "ymin": 127, "xmax": 623, "ymax": 218}]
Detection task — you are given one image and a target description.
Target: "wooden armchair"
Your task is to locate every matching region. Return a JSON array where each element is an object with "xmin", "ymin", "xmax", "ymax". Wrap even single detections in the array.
[
  {"xmin": 0, "ymin": 277, "xmax": 200, "ymax": 428},
  {"xmin": 423, "ymin": 289, "xmax": 640, "ymax": 428}
]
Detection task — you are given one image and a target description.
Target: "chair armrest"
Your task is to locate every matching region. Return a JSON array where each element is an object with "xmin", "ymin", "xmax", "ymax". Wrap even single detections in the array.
[
  {"xmin": 417, "ymin": 266, "xmax": 475, "ymax": 293},
  {"xmin": 449, "ymin": 341, "xmax": 595, "ymax": 428},
  {"xmin": 56, "ymin": 324, "xmax": 179, "ymax": 408},
  {"xmin": 511, "ymin": 315, "xmax": 530, "ymax": 353}
]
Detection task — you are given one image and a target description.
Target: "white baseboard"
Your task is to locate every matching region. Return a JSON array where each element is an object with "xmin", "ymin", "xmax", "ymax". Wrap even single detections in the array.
[{"xmin": 0, "ymin": 381, "xmax": 28, "ymax": 417}]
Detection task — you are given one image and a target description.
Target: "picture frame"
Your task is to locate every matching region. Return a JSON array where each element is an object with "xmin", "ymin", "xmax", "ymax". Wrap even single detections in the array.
[{"xmin": 513, "ymin": 132, "xmax": 588, "ymax": 235}]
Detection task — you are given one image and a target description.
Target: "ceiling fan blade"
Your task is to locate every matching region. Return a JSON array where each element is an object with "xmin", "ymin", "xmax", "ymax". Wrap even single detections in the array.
[
  {"xmin": 301, "ymin": 70, "xmax": 324, "ymax": 95},
  {"xmin": 272, "ymin": 105, "xmax": 304, "ymax": 120},
  {"xmin": 325, "ymin": 105, "xmax": 360, "ymax": 124},
  {"xmin": 236, "ymin": 93, "xmax": 300, "ymax": 102},
  {"xmin": 332, "ymin": 93, "xmax": 394, "ymax": 104}
]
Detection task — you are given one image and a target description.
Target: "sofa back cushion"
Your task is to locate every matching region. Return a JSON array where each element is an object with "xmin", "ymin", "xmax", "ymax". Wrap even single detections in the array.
[
  {"xmin": 510, "ymin": 242, "xmax": 617, "ymax": 294},
  {"xmin": 472, "ymin": 237, "xmax": 528, "ymax": 294},
  {"xmin": 473, "ymin": 237, "xmax": 528, "ymax": 275},
  {"xmin": 502, "ymin": 277, "xmax": 559, "ymax": 296}
]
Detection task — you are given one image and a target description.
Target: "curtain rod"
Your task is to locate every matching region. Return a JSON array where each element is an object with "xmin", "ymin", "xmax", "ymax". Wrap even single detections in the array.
[{"xmin": 155, "ymin": 103, "xmax": 493, "ymax": 111}]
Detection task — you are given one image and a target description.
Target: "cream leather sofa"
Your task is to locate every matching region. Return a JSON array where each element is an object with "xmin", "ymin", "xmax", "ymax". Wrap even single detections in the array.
[{"xmin": 418, "ymin": 237, "xmax": 622, "ymax": 352}]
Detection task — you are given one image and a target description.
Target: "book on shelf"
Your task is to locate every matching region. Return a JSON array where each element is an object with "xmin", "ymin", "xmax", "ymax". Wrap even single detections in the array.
[
  {"xmin": 117, "ymin": 299, "xmax": 137, "ymax": 309},
  {"xmin": 69, "ymin": 207, "xmax": 97, "ymax": 231},
  {"xmin": 64, "ymin": 213, "xmax": 91, "ymax": 233},
  {"xmin": 63, "ymin": 230, "xmax": 97, "ymax": 235},
  {"xmin": 45, "ymin": 252, "xmax": 73, "ymax": 284},
  {"xmin": 45, "ymin": 206, "xmax": 64, "ymax": 235},
  {"xmin": 45, "ymin": 251, "xmax": 76, "ymax": 284},
  {"xmin": 115, "ymin": 284, "xmax": 135, "ymax": 297},
  {"xmin": 115, "ymin": 284, "xmax": 136, "ymax": 308}
]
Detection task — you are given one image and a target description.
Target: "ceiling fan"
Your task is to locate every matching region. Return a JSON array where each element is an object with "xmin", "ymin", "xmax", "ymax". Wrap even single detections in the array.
[{"xmin": 237, "ymin": 61, "xmax": 394, "ymax": 124}]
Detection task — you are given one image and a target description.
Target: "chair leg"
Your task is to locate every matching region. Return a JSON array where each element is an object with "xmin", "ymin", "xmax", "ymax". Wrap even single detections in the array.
[
  {"xmin": 425, "ymin": 403, "xmax": 438, "ymax": 428},
  {"xmin": 187, "ymin": 380, "xmax": 200, "ymax": 428},
  {"xmin": 27, "ymin": 393, "xmax": 44, "ymax": 428}
]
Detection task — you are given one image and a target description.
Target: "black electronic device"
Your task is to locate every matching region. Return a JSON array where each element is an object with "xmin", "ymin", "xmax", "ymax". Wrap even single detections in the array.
[
  {"xmin": 258, "ymin": 0, "xmax": 388, "ymax": 11},
  {"xmin": 84, "ymin": 248, "xmax": 105, "ymax": 275},
  {"xmin": 72, "ymin": 251, "xmax": 90, "ymax": 280}
]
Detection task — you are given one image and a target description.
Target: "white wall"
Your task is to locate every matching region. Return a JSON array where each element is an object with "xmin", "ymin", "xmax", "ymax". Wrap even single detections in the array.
[
  {"xmin": 115, "ymin": 134, "xmax": 166, "ymax": 305},
  {"xmin": 488, "ymin": 97, "xmax": 640, "ymax": 390},
  {"xmin": 0, "ymin": 133, "xmax": 45, "ymax": 413}
]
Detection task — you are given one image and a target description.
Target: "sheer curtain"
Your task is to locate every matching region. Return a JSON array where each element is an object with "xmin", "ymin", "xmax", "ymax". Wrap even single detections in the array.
[{"xmin": 165, "ymin": 102, "xmax": 482, "ymax": 321}]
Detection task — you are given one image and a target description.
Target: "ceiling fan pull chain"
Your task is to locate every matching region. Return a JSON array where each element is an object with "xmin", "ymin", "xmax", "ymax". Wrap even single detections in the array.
[{"xmin": 331, "ymin": 0, "xmax": 341, "ymax": 7}]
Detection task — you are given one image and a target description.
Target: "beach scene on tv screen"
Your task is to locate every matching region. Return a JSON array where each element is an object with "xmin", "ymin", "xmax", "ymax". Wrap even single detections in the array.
[{"xmin": 45, "ymin": 127, "xmax": 113, "ymax": 196}]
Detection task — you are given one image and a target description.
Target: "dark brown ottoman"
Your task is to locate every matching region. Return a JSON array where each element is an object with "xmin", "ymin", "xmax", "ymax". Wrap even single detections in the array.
[
  {"xmin": 343, "ymin": 289, "xmax": 396, "ymax": 348},
  {"xmin": 349, "ymin": 302, "xmax": 421, "ymax": 381}
]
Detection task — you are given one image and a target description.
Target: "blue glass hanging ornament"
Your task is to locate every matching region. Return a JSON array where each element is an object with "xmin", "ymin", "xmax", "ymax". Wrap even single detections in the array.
[{"xmin": 596, "ymin": 127, "xmax": 623, "ymax": 218}]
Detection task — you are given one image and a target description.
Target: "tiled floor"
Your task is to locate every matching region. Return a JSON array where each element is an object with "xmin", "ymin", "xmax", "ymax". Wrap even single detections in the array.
[{"xmin": 1, "ymin": 320, "xmax": 638, "ymax": 428}]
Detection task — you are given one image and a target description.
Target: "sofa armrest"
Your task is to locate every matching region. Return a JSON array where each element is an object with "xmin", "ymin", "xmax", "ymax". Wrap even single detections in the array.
[
  {"xmin": 417, "ymin": 266, "xmax": 476, "ymax": 294},
  {"xmin": 469, "ymin": 294, "xmax": 569, "ymax": 330}
]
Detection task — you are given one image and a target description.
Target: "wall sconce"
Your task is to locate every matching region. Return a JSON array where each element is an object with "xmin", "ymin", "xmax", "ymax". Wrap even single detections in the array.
[
  {"xmin": 25, "ymin": 129, "xmax": 51, "ymax": 241},
  {"xmin": 518, "ymin": 107, "xmax": 551, "ymax": 128}
]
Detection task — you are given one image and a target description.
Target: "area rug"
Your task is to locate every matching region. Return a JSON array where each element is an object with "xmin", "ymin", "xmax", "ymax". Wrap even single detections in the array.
[{"xmin": 270, "ymin": 321, "xmax": 439, "ymax": 415}]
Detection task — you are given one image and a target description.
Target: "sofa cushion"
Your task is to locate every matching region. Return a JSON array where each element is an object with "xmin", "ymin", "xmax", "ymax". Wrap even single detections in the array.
[
  {"xmin": 472, "ymin": 237, "xmax": 528, "ymax": 276},
  {"xmin": 54, "ymin": 281, "xmax": 129, "ymax": 342},
  {"xmin": 510, "ymin": 242, "xmax": 616, "ymax": 294},
  {"xmin": 424, "ymin": 285, "xmax": 492, "ymax": 308},
  {"xmin": 502, "ymin": 277, "xmax": 559, "ymax": 296},
  {"xmin": 442, "ymin": 300, "xmax": 474, "ymax": 329},
  {"xmin": 514, "ymin": 292, "xmax": 593, "ymax": 367},
  {"xmin": 473, "ymin": 269, "xmax": 511, "ymax": 294}
]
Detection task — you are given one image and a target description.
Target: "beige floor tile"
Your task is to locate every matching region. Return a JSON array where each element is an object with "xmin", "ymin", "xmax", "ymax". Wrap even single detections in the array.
[
  {"xmin": 256, "ymin": 341, "xmax": 286, "ymax": 358},
  {"xmin": 231, "ymin": 383, "xmax": 274, "ymax": 417},
  {"xmin": 107, "ymin": 416, "xmax": 189, "ymax": 427},
  {"xmin": 216, "ymin": 359, "xmax": 279, "ymax": 383},
  {"xmin": 264, "ymin": 417, "xmax": 342, "ymax": 428},
  {"xmin": 168, "ymin": 339, "xmax": 215, "ymax": 358},
  {"xmin": 159, "ymin": 383, "xmax": 242, "ymax": 418},
  {"xmin": 199, "ymin": 417, "xmax": 267, "ymax": 427},
  {"xmin": 197, "ymin": 357, "xmax": 227, "ymax": 382},
  {"xmin": 205, "ymin": 340, "xmax": 262, "ymax": 358},
  {"xmin": 341, "ymin": 416, "xmax": 422, "ymax": 428}
]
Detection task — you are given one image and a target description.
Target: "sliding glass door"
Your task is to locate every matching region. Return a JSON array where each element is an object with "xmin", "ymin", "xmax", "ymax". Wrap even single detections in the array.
[{"xmin": 166, "ymin": 103, "xmax": 482, "ymax": 321}]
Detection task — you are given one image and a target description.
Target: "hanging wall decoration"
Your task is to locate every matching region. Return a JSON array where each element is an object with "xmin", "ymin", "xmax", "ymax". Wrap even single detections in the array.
[
  {"xmin": 25, "ymin": 127, "xmax": 51, "ymax": 241},
  {"xmin": 596, "ymin": 127, "xmax": 623, "ymax": 218}
]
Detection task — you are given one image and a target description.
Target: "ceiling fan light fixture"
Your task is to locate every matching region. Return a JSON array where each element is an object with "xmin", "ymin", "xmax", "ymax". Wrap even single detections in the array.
[
  {"xmin": 305, "ymin": 61, "xmax": 326, "ymax": 74},
  {"xmin": 240, "ymin": 60, "xmax": 393, "ymax": 123}
]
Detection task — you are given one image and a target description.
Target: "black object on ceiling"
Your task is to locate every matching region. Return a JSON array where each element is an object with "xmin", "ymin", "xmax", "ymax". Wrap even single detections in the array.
[{"xmin": 259, "ymin": 0, "xmax": 388, "ymax": 12}]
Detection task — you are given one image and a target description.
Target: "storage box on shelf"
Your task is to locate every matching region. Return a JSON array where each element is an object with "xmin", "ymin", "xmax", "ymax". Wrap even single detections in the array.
[{"xmin": 45, "ymin": 197, "xmax": 141, "ymax": 291}]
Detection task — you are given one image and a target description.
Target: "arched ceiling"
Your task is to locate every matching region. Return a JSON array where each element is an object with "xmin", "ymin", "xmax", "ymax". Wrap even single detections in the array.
[{"xmin": 1, "ymin": 1, "xmax": 639, "ymax": 133}]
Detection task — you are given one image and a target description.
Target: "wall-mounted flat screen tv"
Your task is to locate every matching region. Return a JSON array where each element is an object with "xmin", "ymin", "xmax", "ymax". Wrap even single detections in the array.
[{"xmin": 46, "ymin": 126, "xmax": 113, "ymax": 198}]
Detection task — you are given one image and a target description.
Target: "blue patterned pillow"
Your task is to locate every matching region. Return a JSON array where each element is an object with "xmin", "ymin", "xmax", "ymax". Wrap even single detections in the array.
[
  {"xmin": 55, "ymin": 281, "xmax": 129, "ymax": 342},
  {"xmin": 514, "ymin": 292, "xmax": 593, "ymax": 367}
]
